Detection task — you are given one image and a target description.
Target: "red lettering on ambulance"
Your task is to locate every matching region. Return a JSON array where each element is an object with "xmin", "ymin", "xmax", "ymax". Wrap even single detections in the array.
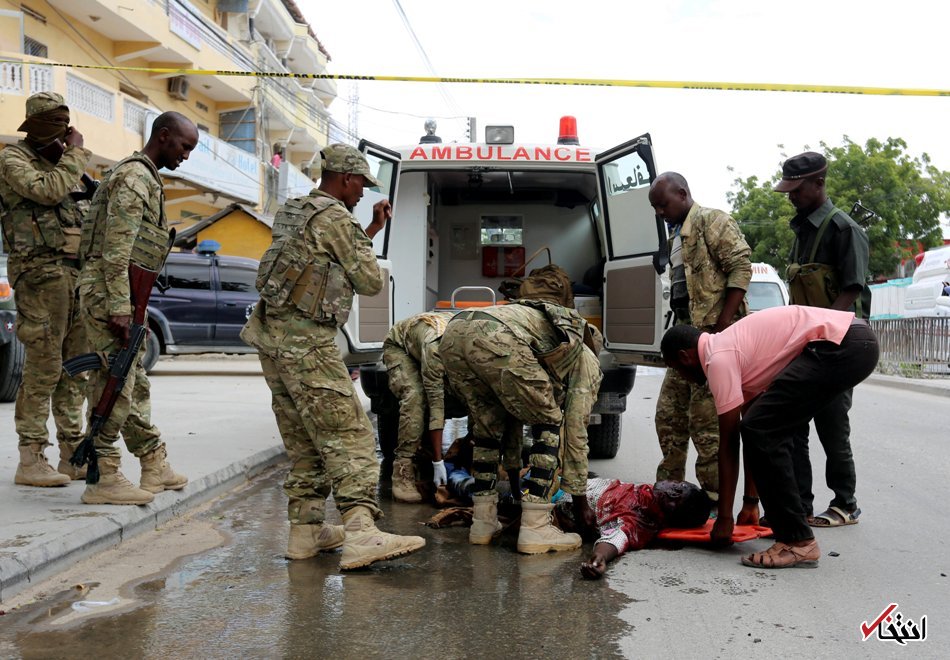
[
  {"xmin": 554, "ymin": 147, "xmax": 571, "ymax": 161},
  {"xmin": 513, "ymin": 147, "xmax": 530, "ymax": 160},
  {"xmin": 456, "ymin": 145, "xmax": 473, "ymax": 159},
  {"xmin": 576, "ymin": 148, "xmax": 592, "ymax": 162},
  {"xmin": 432, "ymin": 146, "xmax": 451, "ymax": 159},
  {"xmin": 476, "ymin": 146, "xmax": 493, "ymax": 160},
  {"xmin": 534, "ymin": 147, "xmax": 552, "ymax": 160},
  {"xmin": 496, "ymin": 147, "xmax": 511, "ymax": 161},
  {"xmin": 409, "ymin": 147, "xmax": 427, "ymax": 160}
]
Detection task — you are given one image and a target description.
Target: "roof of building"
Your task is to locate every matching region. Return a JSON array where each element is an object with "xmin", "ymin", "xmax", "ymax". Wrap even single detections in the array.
[
  {"xmin": 174, "ymin": 203, "xmax": 272, "ymax": 246},
  {"xmin": 280, "ymin": 0, "xmax": 331, "ymax": 60}
]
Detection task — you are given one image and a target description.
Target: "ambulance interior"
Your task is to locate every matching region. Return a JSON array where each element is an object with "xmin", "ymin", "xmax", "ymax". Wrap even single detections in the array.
[{"xmin": 391, "ymin": 168, "xmax": 605, "ymax": 325}]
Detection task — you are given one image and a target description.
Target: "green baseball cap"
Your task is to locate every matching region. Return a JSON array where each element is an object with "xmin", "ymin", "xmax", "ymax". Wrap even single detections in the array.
[
  {"xmin": 320, "ymin": 143, "xmax": 379, "ymax": 187},
  {"xmin": 17, "ymin": 91, "xmax": 68, "ymax": 131}
]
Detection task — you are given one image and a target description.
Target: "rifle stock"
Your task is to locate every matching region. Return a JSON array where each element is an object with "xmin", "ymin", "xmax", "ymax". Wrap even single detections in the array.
[{"xmin": 69, "ymin": 230, "xmax": 175, "ymax": 484}]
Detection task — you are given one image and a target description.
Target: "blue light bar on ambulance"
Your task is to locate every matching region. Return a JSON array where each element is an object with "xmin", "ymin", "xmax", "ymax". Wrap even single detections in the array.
[{"xmin": 485, "ymin": 125, "xmax": 514, "ymax": 145}]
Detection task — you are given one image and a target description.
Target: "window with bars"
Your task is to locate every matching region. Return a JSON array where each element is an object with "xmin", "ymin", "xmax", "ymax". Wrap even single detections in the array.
[{"xmin": 24, "ymin": 36, "xmax": 47, "ymax": 58}]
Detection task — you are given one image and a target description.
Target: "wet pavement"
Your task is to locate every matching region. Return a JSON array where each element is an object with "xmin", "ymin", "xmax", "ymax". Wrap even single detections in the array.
[{"xmin": 2, "ymin": 468, "xmax": 634, "ymax": 659}]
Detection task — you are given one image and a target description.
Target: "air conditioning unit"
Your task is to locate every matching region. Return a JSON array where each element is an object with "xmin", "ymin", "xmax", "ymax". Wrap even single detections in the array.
[{"xmin": 168, "ymin": 76, "xmax": 190, "ymax": 101}]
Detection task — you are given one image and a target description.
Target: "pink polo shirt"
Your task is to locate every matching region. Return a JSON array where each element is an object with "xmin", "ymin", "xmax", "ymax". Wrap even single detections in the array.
[{"xmin": 698, "ymin": 306, "xmax": 855, "ymax": 414}]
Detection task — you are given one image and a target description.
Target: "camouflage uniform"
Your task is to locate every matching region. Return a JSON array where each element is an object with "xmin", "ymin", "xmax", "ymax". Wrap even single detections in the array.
[
  {"xmin": 0, "ymin": 93, "xmax": 90, "ymax": 463},
  {"xmin": 441, "ymin": 302, "xmax": 602, "ymax": 501},
  {"xmin": 655, "ymin": 203, "xmax": 751, "ymax": 495},
  {"xmin": 77, "ymin": 153, "xmax": 168, "ymax": 459},
  {"xmin": 241, "ymin": 189, "xmax": 383, "ymax": 525},
  {"xmin": 382, "ymin": 311, "xmax": 451, "ymax": 460}
]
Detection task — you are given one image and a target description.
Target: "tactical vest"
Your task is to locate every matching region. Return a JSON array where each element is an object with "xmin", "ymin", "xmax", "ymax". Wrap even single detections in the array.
[
  {"xmin": 255, "ymin": 195, "xmax": 354, "ymax": 327},
  {"xmin": 786, "ymin": 206, "xmax": 857, "ymax": 313},
  {"xmin": 0, "ymin": 143, "xmax": 84, "ymax": 258},
  {"xmin": 80, "ymin": 154, "xmax": 169, "ymax": 271},
  {"xmin": 513, "ymin": 299, "xmax": 591, "ymax": 382}
]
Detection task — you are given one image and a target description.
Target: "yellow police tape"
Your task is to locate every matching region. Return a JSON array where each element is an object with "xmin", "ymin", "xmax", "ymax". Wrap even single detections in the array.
[{"xmin": 3, "ymin": 59, "xmax": 948, "ymax": 97}]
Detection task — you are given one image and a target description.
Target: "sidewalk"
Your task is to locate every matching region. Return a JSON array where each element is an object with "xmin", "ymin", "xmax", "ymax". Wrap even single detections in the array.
[
  {"xmin": 0, "ymin": 359, "xmax": 945, "ymax": 602},
  {"xmin": 0, "ymin": 356, "xmax": 373, "ymax": 603}
]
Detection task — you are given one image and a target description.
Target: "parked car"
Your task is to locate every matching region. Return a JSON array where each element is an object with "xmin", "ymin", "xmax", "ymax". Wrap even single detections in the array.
[
  {"xmin": 143, "ymin": 248, "xmax": 260, "ymax": 372},
  {"xmin": 0, "ymin": 253, "xmax": 24, "ymax": 401}
]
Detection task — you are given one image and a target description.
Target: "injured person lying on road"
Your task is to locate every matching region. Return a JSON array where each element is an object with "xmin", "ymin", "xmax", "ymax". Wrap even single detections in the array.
[{"xmin": 555, "ymin": 478, "xmax": 711, "ymax": 580}]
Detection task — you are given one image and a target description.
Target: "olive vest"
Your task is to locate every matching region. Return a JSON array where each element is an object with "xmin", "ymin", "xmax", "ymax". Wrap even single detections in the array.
[
  {"xmin": 80, "ymin": 154, "xmax": 169, "ymax": 271},
  {"xmin": 255, "ymin": 195, "xmax": 354, "ymax": 327},
  {"xmin": 0, "ymin": 143, "xmax": 84, "ymax": 266}
]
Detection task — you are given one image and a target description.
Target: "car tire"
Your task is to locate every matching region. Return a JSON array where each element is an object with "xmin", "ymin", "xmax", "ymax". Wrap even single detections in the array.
[
  {"xmin": 0, "ymin": 337, "xmax": 25, "ymax": 402},
  {"xmin": 142, "ymin": 329, "xmax": 161, "ymax": 374},
  {"xmin": 587, "ymin": 413, "xmax": 621, "ymax": 459}
]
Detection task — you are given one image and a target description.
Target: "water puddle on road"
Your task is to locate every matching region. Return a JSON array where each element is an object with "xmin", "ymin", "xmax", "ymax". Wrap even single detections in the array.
[{"xmin": 3, "ymin": 470, "xmax": 636, "ymax": 658}]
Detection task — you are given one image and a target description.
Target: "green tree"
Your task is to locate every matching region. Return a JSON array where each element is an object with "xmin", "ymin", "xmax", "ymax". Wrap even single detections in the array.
[{"xmin": 727, "ymin": 137, "xmax": 949, "ymax": 278}]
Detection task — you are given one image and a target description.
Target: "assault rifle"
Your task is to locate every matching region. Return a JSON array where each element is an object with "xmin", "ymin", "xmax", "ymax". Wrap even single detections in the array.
[{"xmin": 63, "ymin": 230, "xmax": 175, "ymax": 484}]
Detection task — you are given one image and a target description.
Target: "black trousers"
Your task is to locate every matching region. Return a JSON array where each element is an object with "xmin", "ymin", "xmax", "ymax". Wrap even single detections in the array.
[
  {"xmin": 790, "ymin": 387, "xmax": 856, "ymax": 516},
  {"xmin": 740, "ymin": 322, "xmax": 879, "ymax": 543}
]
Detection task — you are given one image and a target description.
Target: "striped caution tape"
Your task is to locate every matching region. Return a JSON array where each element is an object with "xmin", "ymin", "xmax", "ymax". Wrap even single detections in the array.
[{"xmin": 3, "ymin": 60, "xmax": 949, "ymax": 97}]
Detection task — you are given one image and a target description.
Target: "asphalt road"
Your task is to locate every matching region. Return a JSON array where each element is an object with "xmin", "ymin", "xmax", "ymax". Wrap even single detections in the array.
[{"xmin": 2, "ymin": 361, "xmax": 947, "ymax": 658}]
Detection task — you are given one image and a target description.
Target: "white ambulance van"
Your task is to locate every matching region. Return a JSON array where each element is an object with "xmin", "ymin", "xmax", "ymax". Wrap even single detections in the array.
[
  {"xmin": 343, "ymin": 119, "xmax": 668, "ymax": 459},
  {"xmin": 747, "ymin": 262, "xmax": 790, "ymax": 311}
]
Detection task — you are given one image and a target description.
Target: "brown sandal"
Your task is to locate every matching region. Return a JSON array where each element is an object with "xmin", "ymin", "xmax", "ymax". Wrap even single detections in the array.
[{"xmin": 741, "ymin": 540, "xmax": 820, "ymax": 569}]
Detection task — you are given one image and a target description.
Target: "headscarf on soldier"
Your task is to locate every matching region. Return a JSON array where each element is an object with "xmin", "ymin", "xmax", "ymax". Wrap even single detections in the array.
[{"xmin": 18, "ymin": 92, "xmax": 70, "ymax": 153}]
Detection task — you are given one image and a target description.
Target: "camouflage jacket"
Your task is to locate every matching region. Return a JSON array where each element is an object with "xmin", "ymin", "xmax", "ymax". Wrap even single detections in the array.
[
  {"xmin": 0, "ymin": 141, "xmax": 91, "ymax": 283},
  {"xmin": 384, "ymin": 312, "xmax": 451, "ymax": 430},
  {"xmin": 675, "ymin": 203, "xmax": 752, "ymax": 329},
  {"xmin": 242, "ymin": 190, "xmax": 382, "ymax": 353},
  {"xmin": 78, "ymin": 153, "xmax": 166, "ymax": 317}
]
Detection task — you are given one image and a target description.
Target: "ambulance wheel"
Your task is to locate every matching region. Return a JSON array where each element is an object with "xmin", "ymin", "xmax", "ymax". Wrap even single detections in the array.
[{"xmin": 587, "ymin": 414, "xmax": 620, "ymax": 459}]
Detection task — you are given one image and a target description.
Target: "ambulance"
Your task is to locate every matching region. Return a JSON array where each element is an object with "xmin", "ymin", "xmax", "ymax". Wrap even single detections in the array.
[{"xmin": 344, "ymin": 118, "xmax": 667, "ymax": 460}]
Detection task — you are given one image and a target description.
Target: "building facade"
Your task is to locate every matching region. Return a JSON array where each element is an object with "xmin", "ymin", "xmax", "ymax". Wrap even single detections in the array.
[{"xmin": 0, "ymin": 0, "xmax": 334, "ymax": 242}]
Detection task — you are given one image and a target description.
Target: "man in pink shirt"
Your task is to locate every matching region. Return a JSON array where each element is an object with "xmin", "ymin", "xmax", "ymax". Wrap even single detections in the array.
[{"xmin": 660, "ymin": 306, "xmax": 878, "ymax": 568}]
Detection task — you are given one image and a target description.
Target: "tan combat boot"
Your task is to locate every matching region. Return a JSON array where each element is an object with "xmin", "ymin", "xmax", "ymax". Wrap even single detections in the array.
[
  {"xmin": 81, "ymin": 457, "xmax": 154, "ymax": 505},
  {"xmin": 517, "ymin": 501, "xmax": 582, "ymax": 554},
  {"xmin": 391, "ymin": 457, "xmax": 422, "ymax": 503},
  {"xmin": 286, "ymin": 523, "xmax": 346, "ymax": 560},
  {"xmin": 139, "ymin": 445, "xmax": 188, "ymax": 494},
  {"xmin": 470, "ymin": 493, "xmax": 503, "ymax": 545},
  {"xmin": 57, "ymin": 442, "xmax": 87, "ymax": 481},
  {"xmin": 15, "ymin": 445, "xmax": 71, "ymax": 487},
  {"xmin": 339, "ymin": 506, "xmax": 426, "ymax": 570}
]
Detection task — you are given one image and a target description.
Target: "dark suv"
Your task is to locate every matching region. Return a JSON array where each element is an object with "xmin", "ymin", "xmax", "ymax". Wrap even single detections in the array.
[
  {"xmin": 0, "ymin": 253, "xmax": 24, "ymax": 401},
  {"xmin": 143, "ymin": 250, "xmax": 260, "ymax": 372}
]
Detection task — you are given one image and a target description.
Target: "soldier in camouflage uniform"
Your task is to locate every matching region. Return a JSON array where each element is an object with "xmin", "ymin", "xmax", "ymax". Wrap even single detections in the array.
[
  {"xmin": 441, "ymin": 266, "xmax": 603, "ymax": 554},
  {"xmin": 77, "ymin": 112, "xmax": 195, "ymax": 506},
  {"xmin": 649, "ymin": 172, "xmax": 752, "ymax": 501},
  {"xmin": 0, "ymin": 92, "xmax": 91, "ymax": 487},
  {"xmin": 241, "ymin": 144, "xmax": 425, "ymax": 569},
  {"xmin": 382, "ymin": 310, "xmax": 455, "ymax": 503}
]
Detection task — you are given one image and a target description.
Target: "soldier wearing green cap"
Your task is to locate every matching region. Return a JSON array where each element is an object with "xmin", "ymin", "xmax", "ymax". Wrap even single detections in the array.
[
  {"xmin": 242, "ymin": 143, "xmax": 426, "ymax": 570},
  {"xmin": 0, "ymin": 91, "xmax": 92, "ymax": 487}
]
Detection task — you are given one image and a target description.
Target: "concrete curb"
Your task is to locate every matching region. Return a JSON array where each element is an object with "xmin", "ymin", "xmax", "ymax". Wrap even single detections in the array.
[
  {"xmin": 0, "ymin": 445, "xmax": 285, "ymax": 602},
  {"xmin": 866, "ymin": 373, "xmax": 950, "ymax": 398}
]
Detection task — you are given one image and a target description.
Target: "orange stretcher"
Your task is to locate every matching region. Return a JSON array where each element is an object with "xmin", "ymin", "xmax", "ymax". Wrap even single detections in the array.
[{"xmin": 657, "ymin": 520, "xmax": 773, "ymax": 544}]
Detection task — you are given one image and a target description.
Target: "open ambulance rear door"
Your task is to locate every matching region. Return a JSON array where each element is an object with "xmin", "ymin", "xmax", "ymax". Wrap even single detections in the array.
[
  {"xmin": 595, "ymin": 134, "xmax": 667, "ymax": 359},
  {"xmin": 344, "ymin": 140, "xmax": 400, "ymax": 359}
]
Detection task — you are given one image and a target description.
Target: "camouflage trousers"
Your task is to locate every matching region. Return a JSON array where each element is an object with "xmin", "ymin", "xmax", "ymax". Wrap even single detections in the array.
[
  {"xmin": 14, "ymin": 263, "xmax": 87, "ymax": 449},
  {"xmin": 382, "ymin": 342, "xmax": 427, "ymax": 460},
  {"xmin": 655, "ymin": 367, "xmax": 719, "ymax": 495},
  {"xmin": 441, "ymin": 317, "xmax": 597, "ymax": 502},
  {"xmin": 258, "ymin": 339, "xmax": 380, "ymax": 525},
  {"xmin": 79, "ymin": 282, "xmax": 162, "ymax": 459}
]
